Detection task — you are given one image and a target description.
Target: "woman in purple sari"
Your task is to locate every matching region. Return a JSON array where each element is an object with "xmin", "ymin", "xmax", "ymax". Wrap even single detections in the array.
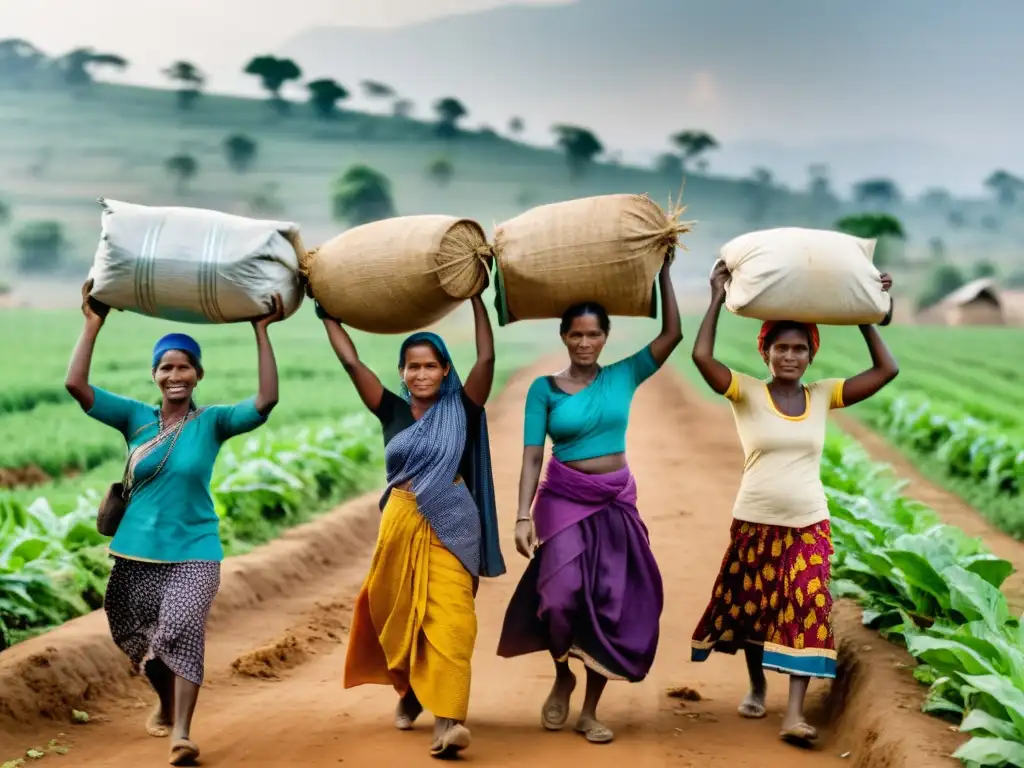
[{"xmin": 497, "ymin": 257, "xmax": 682, "ymax": 744}]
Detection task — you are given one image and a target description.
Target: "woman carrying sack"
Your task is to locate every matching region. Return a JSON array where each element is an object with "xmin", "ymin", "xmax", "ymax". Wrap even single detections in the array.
[
  {"xmin": 689, "ymin": 262, "xmax": 898, "ymax": 747},
  {"xmin": 496, "ymin": 255, "xmax": 682, "ymax": 745},
  {"xmin": 318, "ymin": 290, "xmax": 505, "ymax": 759},
  {"xmin": 64, "ymin": 281, "xmax": 283, "ymax": 766}
]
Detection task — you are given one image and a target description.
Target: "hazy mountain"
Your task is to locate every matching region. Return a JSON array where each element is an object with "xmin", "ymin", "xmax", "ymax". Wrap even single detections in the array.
[{"xmin": 279, "ymin": 0, "xmax": 1021, "ymax": 196}]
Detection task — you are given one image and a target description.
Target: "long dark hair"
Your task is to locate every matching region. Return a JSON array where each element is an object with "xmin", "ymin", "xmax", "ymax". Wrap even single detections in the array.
[{"xmin": 559, "ymin": 302, "xmax": 611, "ymax": 336}]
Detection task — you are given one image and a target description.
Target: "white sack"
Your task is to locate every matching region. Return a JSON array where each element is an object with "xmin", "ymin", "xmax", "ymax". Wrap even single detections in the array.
[
  {"xmin": 719, "ymin": 227, "xmax": 891, "ymax": 325},
  {"xmin": 88, "ymin": 198, "xmax": 305, "ymax": 323}
]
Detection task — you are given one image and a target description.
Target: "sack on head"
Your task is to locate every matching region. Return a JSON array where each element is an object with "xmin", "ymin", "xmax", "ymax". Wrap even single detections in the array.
[
  {"xmin": 492, "ymin": 193, "xmax": 693, "ymax": 326},
  {"xmin": 88, "ymin": 199, "xmax": 305, "ymax": 323},
  {"xmin": 719, "ymin": 227, "xmax": 891, "ymax": 325}
]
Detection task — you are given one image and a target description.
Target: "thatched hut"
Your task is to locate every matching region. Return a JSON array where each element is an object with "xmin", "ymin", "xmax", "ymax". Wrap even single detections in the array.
[{"xmin": 916, "ymin": 278, "xmax": 1005, "ymax": 326}]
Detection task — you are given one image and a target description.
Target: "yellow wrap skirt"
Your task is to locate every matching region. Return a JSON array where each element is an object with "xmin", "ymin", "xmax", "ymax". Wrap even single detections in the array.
[{"xmin": 343, "ymin": 487, "xmax": 477, "ymax": 720}]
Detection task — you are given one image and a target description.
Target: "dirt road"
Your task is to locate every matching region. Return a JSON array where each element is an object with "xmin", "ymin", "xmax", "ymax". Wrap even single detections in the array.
[{"xmin": 1, "ymin": 364, "xmax": 958, "ymax": 767}]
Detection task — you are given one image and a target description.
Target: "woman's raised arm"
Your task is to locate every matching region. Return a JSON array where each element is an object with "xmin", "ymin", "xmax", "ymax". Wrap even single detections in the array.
[
  {"xmin": 690, "ymin": 262, "xmax": 733, "ymax": 396},
  {"xmin": 317, "ymin": 304, "xmax": 385, "ymax": 412},
  {"xmin": 462, "ymin": 295, "xmax": 496, "ymax": 407},
  {"xmin": 65, "ymin": 280, "xmax": 109, "ymax": 412},
  {"xmin": 648, "ymin": 255, "xmax": 684, "ymax": 366},
  {"xmin": 251, "ymin": 295, "xmax": 284, "ymax": 417}
]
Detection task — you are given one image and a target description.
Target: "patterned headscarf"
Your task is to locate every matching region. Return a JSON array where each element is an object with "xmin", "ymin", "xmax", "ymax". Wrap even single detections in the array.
[
  {"xmin": 757, "ymin": 321, "xmax": 820, "ymax": 360},
  {"xmin": 383, "ymin": 331, "xmax": 505, "ymax": 579},
  {"xmin": 152, "ymin": 333, "xmax": 202, "ymax": 369}
]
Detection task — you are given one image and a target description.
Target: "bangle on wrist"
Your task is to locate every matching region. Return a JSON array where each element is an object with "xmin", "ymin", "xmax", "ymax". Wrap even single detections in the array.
[{"xmin": 516, "ymin": 516, "xmax": 531, "ymax": 523}]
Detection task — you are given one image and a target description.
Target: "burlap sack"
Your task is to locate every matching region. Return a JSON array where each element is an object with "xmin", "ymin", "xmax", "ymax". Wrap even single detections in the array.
[
  {"xmin": 88, "ymin": 199, "xmax": 305, "ymax": 323},
  {"xmin": 492, "ymin": 194, "xmax": 692, "ymax": 325},
  {"xmin": 301, "ymin": 215, "xmax": 490, "ymax": 334},
  {"xmin": 719, "ymin": 227, "xmax": 892, "ymax": 325}
]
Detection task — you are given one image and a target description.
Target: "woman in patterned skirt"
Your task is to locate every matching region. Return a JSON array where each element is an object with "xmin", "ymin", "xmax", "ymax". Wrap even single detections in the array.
[
  {"xmin": 316, "ymin": 290, "xmax": 504, "ymax": 758},
  {"xmin": 689, "ymin": 262, "xmax": 898, "ymax": 747},
  {"xmin": 65, "ymin": 281, "xmax": 283, "ymax": 765}
]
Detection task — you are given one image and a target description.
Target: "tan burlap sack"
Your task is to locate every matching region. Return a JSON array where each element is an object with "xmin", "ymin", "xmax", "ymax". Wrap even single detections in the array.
[
  {"xmin": 301, "ymin": 215, "xmax": 490, "ymax": 333},
  {"xmin": 719, "ymin": 227, "xmax": 892, "ymax": 325},
  {"xmin": 89, "ymin": 199, "xmax": 305, "ymax": 323},
  {"xmin": 492, "ymin": 193, "xmax": 693, "ymax": 325}
]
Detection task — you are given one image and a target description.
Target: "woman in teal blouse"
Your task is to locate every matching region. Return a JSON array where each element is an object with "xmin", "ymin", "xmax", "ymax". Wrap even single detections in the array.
[
  {"xmin": 498, "ymin": 257, "xmax": 682, "ymax": 744},
  {"xmin": 64, "ymin": 283, "xmax": 283, "ymax": 766}
]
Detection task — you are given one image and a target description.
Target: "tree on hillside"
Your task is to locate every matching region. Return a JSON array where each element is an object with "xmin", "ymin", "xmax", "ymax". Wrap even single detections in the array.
[
  {"xmin": 434, "ymin": 97, "xmax": 468, "ymax": 140},
  {"xmin": 921, "ymin": 187, "xmax": 952, "ymax": 210},
  {"xmin": 835, "ymin": 212, "xmax": 906, "ymax": 268},
  {"xmin": 163, "ymin": 60, "xmax": 205, "ymax": 110},
  {"xmin": 984, "ymin": 170, "xmax": 1024, "ymax": 207},
  {"xmin": 655, "ymin": 152, "xmax": 683, "ymax": 178},
  {"xmin": 362, "ymin": 80, "xmax": 396, "ymax": 100},
  {"xmin": 743, "ymin": 167, "xmax": 774, "ymax": 225},
  {"xmin": 223, "ymin": 134, "xmax": 258, "ymax": 173},
  {"xmin": 917, "ymin": 264, "xmax": 966, "ymax": 310},
  {"xmin": 0, "ymin": 199, "xmax": 10, "ymax": 226},
  {"xmin": 947, "ymin": 209, "xmax": 966, "ymax": 229},
  {"xmin": 244, "ymin": 55, "xmax": 302, "ymax": 113},
  {"xmin": 807, "ymin": 163, "xmax": 837, "ymax": 223},
  {"xmin": 0, "ymin": 38, "xmax": 47, "ymax": 85},
  {"xmin": 392, "ymin": 98, "xmax": 414, "ymax": 118},
  {"xmin": 973, "ymin": 259, "xmax": 998, "ymax": 279},
  {"xmin": 508, "ymin": 116, "xmax": 525, "ymax": 136},
  {"xmin": 553, "ymin": 124, "xmax": 603, "ymax": 181},
  {"xmin": 165, "ymin": 153, "xmax": 198, "ymax": 194},
  {"xmin": 928, "ymin": 236, "xmax": 946, "ymax": 262},
  {"xmin": 670, "ymin": 130, "xmax": 718, "ymax": 169},
  {"xmin": 58, "ymin": 48, "xmax": 128, "ymax": 89},
  {"xmin": 427, "ymin": 156, "xmax": 454, "ymax": 188},
  {"xmin": 853, "ymin": 178, "xmax": 901, "ymax": 208},
  {"xmin": 331, "ymin": 165, "xmax": 396, "ymax": 227},
  {"xmin": 14, "ymin": 220, "xmax": 66, "ymax": 273},
  {"xmin": 307, "ymin": 78, "xmax": 349, "ymax": 119}
]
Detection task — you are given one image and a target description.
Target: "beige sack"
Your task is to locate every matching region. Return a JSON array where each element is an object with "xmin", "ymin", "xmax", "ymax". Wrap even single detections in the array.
[
  {"xmin": 493, "ymin": 194, "xmax": 691, "ymax": 325},
  {"xmin": 719, "ymin": 227, "xmax": 892, "ymax": 325},
  {"xmin": 302, "ymin": 215, "xmax": 490, "ymax": 334},
  {"xmin": 89, "ymin": 199, "xmax": 305, "ymax": 323}
]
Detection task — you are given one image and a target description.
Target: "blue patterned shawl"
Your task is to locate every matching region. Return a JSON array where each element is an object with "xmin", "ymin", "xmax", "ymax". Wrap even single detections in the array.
[{"xmin": 381, "ymin": 332, "xmax": 505, "ymax": 579}]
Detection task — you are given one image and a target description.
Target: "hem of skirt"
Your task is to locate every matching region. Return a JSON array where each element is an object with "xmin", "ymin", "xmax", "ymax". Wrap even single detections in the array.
[
  {"xmin": 691, "ymin": 638, "xmax": 763, "ymax": 661},
  {"xmin": 762, "ymin": 643, "xmax": 837, "ymax": 679},
  {"xmin": 555, "ymin": 645, "xmax": 643, "ymax": 683},
  {"xmin": 132, "ymin": 645, "xmax": 204, "ymax": 687}
]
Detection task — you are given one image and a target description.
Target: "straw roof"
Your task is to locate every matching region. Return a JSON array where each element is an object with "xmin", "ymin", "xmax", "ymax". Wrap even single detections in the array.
[{"xmin": 934, "ymin": 277, "xmax": 1001, "ymax": 308}]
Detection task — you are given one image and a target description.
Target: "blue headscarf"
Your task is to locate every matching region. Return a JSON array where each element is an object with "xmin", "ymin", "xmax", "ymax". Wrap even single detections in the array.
[
  {"xmin": 385, "ymin": 331, "xmax": 505, "ymax": 579},
  {"xmin": 152, "ymin": 333, "xmax": 202, "ymax": 370}
]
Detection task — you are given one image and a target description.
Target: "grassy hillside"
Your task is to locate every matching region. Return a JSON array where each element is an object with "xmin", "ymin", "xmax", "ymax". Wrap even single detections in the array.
[{"xmin": 2, "ymin": 80, "xmax": 1019, "ymax": 310}]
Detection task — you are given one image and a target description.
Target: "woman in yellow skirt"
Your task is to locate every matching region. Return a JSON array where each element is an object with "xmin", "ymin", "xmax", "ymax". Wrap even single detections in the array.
[{"xmin": 316, "ymin": 293, "xmax": 505, "ymax": 758}]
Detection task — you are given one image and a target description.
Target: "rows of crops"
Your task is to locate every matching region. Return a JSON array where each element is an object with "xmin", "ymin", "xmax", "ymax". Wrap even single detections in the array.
[
  {"xmin": 0, "ymin": 413, "xmax": 383, "ymax": 647},
  {"xmin": 823, "ymin": 432, "xmax": 1024, "ymax": 767}
]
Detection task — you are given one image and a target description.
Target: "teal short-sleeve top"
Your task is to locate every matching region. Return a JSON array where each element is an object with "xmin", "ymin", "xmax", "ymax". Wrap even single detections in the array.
[
  {"xmin": 86, "ymin": 386, "xmax": 268, "ymax": 563},
  {"xmin": 523, "ymin": 345, "xmax": 660, "ymax": 462}
]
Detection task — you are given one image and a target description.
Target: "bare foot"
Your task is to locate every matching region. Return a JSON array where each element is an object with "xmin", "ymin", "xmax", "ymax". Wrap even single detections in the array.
[
  {"xmin": 430, "ymin": 721, "xmax": 471, "ymax": 758},
  {"xmin": 146, "ymin": 704, "xmax": 172, "ymax": 737},
  {"xmin": 779, "ymin": 719, "xmax": 818, "ymax": 747},
  {"xmin": 575, "ymin": 715, "xmax": 614, "ymax": 744},
  {"xmin": 168, "ymin": 738, "xmax": 200, "ymax": 765},
  {"xmin": 541, "ymin": 670, "xmax": 577, "ymax": 731},
  {"xmin": 738, "ymin": 688, "xmax": 767, "ymax": 719}
]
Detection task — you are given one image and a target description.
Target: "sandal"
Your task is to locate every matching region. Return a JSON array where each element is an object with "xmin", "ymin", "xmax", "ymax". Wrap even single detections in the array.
[
  {"xmin": 779, "ymin": 721, "xmax": 818, "ymax": 748},
  {"xmin": 169, "ymin": 738, "xmax": 200, "ymax": 765},
  {"xmin": 738, "ymin": 696, "xmax": 767, "ymax": 719},
  {"xmin": 146, "ymin": 706, "xmax": 172, "ymax": 737},
  {"xmin": 541, "ymin": 676, "xmax": 576, "ymax": 731},
  {"xmin": 575, "ymin": 718, "xmax": 614, "ymax": 744},
  {"xmin": 429, "ymin": 723, "xmax": 471, "ymax": 758}
]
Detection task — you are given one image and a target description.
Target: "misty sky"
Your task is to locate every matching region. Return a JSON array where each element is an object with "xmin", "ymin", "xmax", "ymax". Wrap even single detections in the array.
[{"xmin": 2, "ymin": 0, "xmax": 1018, "ymax": 196}]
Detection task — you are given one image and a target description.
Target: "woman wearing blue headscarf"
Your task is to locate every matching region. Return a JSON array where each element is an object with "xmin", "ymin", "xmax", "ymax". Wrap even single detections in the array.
[
  {"xmin": 64, "ymin": 281, "xmax": 284, "ymax": 766},
  {"xmin": 316, "ymin": 290, "xmax": 505, "ymax": 759}
]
